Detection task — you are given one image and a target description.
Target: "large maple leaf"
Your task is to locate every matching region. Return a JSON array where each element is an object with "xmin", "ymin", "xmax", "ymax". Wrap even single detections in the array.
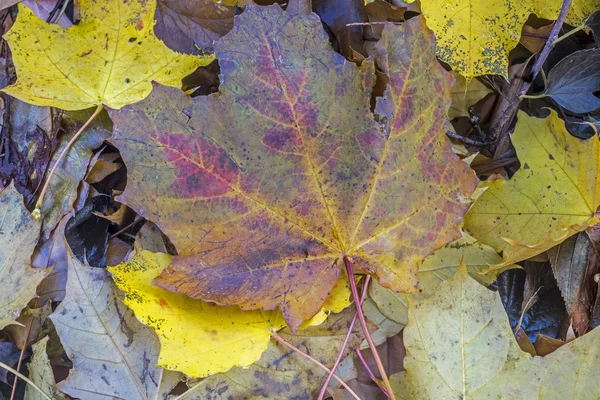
[{"xmin": 109, "ymin": 6, "xmax": 477, "ymax": 330}]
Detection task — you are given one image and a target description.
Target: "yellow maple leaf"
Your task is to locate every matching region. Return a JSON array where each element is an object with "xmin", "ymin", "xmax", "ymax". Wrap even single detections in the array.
[
  {"xmin": 463, "ymin": 110, "xmax": 600, "ymax": 265},
  {"xmin": 411, "ymin": 0, "xmax": 600, "ymax": 79},
  {"xmin": 2, "ymin": 0, "xmax": 213, "ymax": 110},
  {"xmin": 109, "ymin": 250, "xmax": 286, "ymax": 378}
]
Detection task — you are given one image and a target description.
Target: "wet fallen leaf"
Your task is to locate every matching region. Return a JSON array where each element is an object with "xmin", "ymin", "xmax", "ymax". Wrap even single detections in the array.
[
  {"xmin": 109, "ymin": 7, "xmax": 477, "ymax": 330},
  {"xmin": 154, "ymin": 0, "xmax": 235, "ymax": 53},
  {"xmin": 464, "ymin": 110, "xmax": 600, "ymax": 265},
  {"xmin": 0, "ymin": 183, "xmax": 49, "ymax": 329},
  {"xmin": 411, "ymin": 0, "xmax": 599, "ymax": 78},
  {"xmin": 394, "ymin": 263, "xmax": 600, "ymax": 399},
  {"xmin": 49, "ymin": 248, "xmax": 164, "ymax": 399},
  {"xmin": 2, "ymin": 0, "xmax": 213, "ymax": 110},
  {"xmin": 545, "ymin": 49, "xmax": 600, "ymax": 114},
  {"xmin": 109, "ymin": 250, "xmax": 286, "ymax": 378}
]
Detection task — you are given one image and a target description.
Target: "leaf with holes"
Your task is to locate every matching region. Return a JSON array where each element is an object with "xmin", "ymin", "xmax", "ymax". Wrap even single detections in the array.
[
  {"xmin": 463, "ymin": 110, "xmax": 600, "ymax": 265},
  {"xmin": 2, "ymin": 0, "xmax": 213, "ymax": 110},
  {"xmin": 109, "ymin": 6, "xmax": 477, "ymax": 330}
]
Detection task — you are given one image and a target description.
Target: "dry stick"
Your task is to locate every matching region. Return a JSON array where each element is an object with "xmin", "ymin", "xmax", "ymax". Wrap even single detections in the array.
[
  {"xmin": 0, "ymin": 360, "xmax": 52, "ymax": 400},
  {"xmin": 356, "ymin": 348, "xmax": 390, "ymax": 397},
  {"xmin": 490, "ymin": 0, "xmax": 573, "ymax": 158},
  {"xmin": 344, "ymin": 257, "xmax": 396, "ymax": 400},
  {"xmin": 270, "ymin": 331, "xmax": 361, "ymax": 400},
  {"xmin": 33, "ymin": 104, "xmax": 103, "ymax": 219},
  {"xmin": 316, "ymin": 275, "xmax": 371, "ymax": 400}
]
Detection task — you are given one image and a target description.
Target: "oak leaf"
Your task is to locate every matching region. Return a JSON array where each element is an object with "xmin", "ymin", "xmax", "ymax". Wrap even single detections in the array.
[
  {"xmin": 109, "ymin": 250, "xmax": 286, "ymax": 378},
  {"xmin": 411, "ymin": 0, "xmax": 600, "ymax": 79},
  {"xmin": 463, "ymin": 110, "xmax": 600, "ymax": 265},
  {"xmin": 394, "ymin": 263, "xmax": 600, "ymax": 399},
  {"xmin": 2, "ymin": 0, "xmax": 213, "ymax": 110},
  {"xmin": 109, "ymin": 6, "xmax": 477, "ymax": 330}
]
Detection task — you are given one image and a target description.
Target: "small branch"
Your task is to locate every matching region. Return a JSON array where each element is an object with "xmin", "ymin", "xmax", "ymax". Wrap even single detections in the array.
[
  {"xmin": 344, "ymin": 257, "xmax": 396, "ymax": 400},
  {"xmin": 33, "ymin": 104, "xmax": 103, "ymax": 219},
  {"xmin": 270, "ymin": 331, "xmax": 361, "ymax": 400},
  {"xmin": 446, "ymin": 131, "xmax": 485, "ymax": 147},
  {"xmin": 317, "ymin": 276, "xmax": 371, "ymax": 400},
  {"xmin": 490, "ymin": 0, "xmax": 573, "ymax": 157},
  {"xmin": 0, "ymin": 360, "xmax": 52, "ymax": 400},
  {"xmin": 357, "ymin": 348, "xmax": 390, "ymax": 398}
]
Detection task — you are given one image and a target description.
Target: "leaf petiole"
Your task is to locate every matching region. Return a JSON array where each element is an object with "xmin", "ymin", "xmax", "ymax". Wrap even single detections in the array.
[
  {"xmin": 344, "ymin": 256, "xmax": 396, "ymax": 400},
  {"xmin": 33, "ymin": 104, "xmax": 103, "ymax": 219},
  {"xmin": 270, "ymin": 331, "xmax": 361, "ymax": 400}
]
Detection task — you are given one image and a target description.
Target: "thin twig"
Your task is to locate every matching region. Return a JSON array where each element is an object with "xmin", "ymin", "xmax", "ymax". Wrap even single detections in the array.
[
  {"xmin": 490, "ymin": 0, "xmax": 573, "ymax": 157},
  {"xmin": 0, "ymin": 360, "xmax": 52, "ymax": 400},
  {"xmin": 109, "ymin": 217, "xmax": 143, "ymax": 240},
  {"xmin": 356, "ymin": 348, "xmax": 390, "ymax": 398},
  {"xmin": 270, "ymin": 331, "xmax": 361, "ymax": 400},
  {"xmin": 317, "ymin": 276, "xmax": 371, "ymax": 400},
  {"xmin": 33, "ymin": 104, "xmax": 103, "ymax": 218},
  {"xmin": 346, "ymin": 21, "xmax": 402, "ymax": 26},
  {"xmin": 446, "ymin": 131, "xmax": 485, "ymax": 147},
  {"xmin": 344, "ymin": 257, "xmax": 396, "ymax": 400}
]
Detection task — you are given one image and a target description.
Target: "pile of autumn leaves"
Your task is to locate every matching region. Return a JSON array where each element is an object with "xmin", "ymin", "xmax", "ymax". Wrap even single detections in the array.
[{"xmin": 1, "ymin": 0, "xmax": 600, "ymax": 398}]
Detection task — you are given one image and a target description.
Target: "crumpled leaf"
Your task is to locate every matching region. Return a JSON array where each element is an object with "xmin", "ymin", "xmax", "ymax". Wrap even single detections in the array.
[
  {"xmin": 464, "ymin": 110, "xmax": 600, "ymax": 265},
  {"xmin": 545, "ymin": 49, "xmax": 600, "ymax": 114},
  {"xmin": 109, "ymin": 7, "xmax": 477, "ymax": 330},
  {"xmin": 369, "ymin": 234, "xmax": 515, "ymax": 326},
  {"xmin": 109, "ymin": 250, "xmax": 286, "ymax": 378},
  {"xmin": 2, "ymin": 0, "xmax": 213, "ymax": 110},
  {"xmin": 0, "ymin": 183, "xmax": 49, "ymax": 329},
  {"xmin": 24, "ymin": 336, "xmax": 67, "ymax": 400},
  {"xmin": 154, "ymin": 0, "xmax": 235, "ymax": 53},
  {"xmin": 410, "ymin": 0, "xmax": 600, "ymax": 79},
  {"xmin": 39, "ymin": 109, "xmax": 111, "ymax": 234},
  {"xmin": 394, "ymin": 264, "xmax": 600, "ymax": 399},
  {"xmin": 49, "ymin": 248, "xmax": 164, "ymax": 399},
  {"xmin": 176, "ymin": 307, "xmax": 364, "ymax": 399}
]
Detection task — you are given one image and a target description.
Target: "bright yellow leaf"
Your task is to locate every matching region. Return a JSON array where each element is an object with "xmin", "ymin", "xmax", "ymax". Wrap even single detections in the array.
[
  {"xmin": 412, "ymin": 0, "xmax": 600, "ymax": 79},
  {"xmin": 2, "ymin": 0, "xmax": 213, "ymax": 110},
  {"xmin": 463, "ymin": 110, "xmax": 600, "ymax": 265},
  {"xmin": 109, "ymin": 250, "xmax": 286, "ymax": 378}
]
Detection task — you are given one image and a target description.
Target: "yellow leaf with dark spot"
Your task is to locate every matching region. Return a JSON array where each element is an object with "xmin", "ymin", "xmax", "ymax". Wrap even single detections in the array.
[
  {"xmin": 109, "ymin": 250, "xmax": 286, "ymax": 378},
  {"xmin": 2, "ymin": 0, "xmax": 213, "ymax": 110},
  {"xmin": 411, "ymin": 0, "xmax": 600, "ymax": 79},
  {"xmin": 464, "ymin": 110, "xmax": 600, "ymax": 265}
]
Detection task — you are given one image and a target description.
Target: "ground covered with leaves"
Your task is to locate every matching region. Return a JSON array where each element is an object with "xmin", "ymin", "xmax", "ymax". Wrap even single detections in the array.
[{"xmin": 0, "ymin": 0, "xmax": 599, "ymax": 398}]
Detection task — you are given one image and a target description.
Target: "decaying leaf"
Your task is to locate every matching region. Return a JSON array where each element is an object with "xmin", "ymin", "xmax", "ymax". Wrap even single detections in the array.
[
  {"xmin": 154, "ymin": 0, "xmax": 235, "ymax": 53},
  {"xmin": 176, "ymin": 307, "xmax": 364, "ymax": 399},
  {"xmin": 49, "ymin": 248, "xmax": 164, "ymax": 399},
  {"xmin": 2, "ymin": 0, "xmax": 213, "ymax": 110},
  {"xmin": 25, "ymin": 336, "xmax": 67, "ymax": 400},
  {"xmin": 394, "ymin": 264, "xmax": 600, "ymax": 399},
  {"xmin": 369, "ymin": 234, "xmax": 515, "ymax": 326},
  {"xmin": 545, "ymin": 49, "xmax": 600, "ymax": 114},
  {"xmin": 109, "ymin": 6, "xmax": 477, "ymax": 329},
  {"xmin": 0, "ymin": 183, "xmax": 49, "ymax": 329},
  {"xmin": 109, "ymin": 250, "xmax": 286, "ymax": 378},
  {"xmin": 464, "ymin": 110, "xmax": 600, "ymax": 265},
  {"xmin": 410, "ymin": 0, "xmax": 600, "ymax": 78}
]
